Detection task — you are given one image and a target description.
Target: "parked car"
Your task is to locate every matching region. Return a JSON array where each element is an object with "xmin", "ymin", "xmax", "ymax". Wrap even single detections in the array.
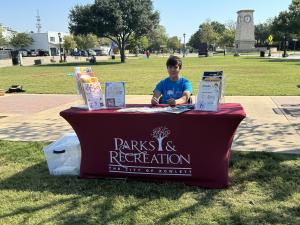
[
  {"xmin": 87, "ymin": 49, "xmax": 96, "ymax": 56},
  {"xmin": 29, "ymin": 50, "xmax": 38, "ymax": 57},
  {"xmin": 37, "ymin": 50, "xmax": 50, "ymax": 56},
  {"xmin": 19, "ymin": 49, "xmax": 29, "ymax": 57},
  {"xmin": 80, "ymin": 50, "xmax": 88, "ymax": 56},
  {"xmin": 94, "ymin": 49, "xmax": 109, "ymax": 56},
  {"xmin": 72, "ymin": 51, "xmax": 81, "ymax": 56}
]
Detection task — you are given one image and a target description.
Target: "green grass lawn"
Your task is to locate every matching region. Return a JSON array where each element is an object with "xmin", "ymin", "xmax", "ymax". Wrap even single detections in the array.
[
  {"xmin": 0, "ymin": 56, "xmax": 299, "ymax": 95},
  {"xmin": 0, "ymin": 140, "xmax": 299, "ymax": 225}
]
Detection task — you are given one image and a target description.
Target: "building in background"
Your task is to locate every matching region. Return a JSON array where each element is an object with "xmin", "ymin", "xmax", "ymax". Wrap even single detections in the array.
[{"xmin": 27, "ymin": 31, "xmax": 69, "ymax": 56}]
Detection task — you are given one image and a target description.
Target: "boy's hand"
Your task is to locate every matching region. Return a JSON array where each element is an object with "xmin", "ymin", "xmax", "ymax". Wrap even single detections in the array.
[
  {"xmin": 151, "ymin": 96, "xmax": 159, "ymax": 105},
  {"xmin": 168, "ymin": 98, "xmax": 177, "ymax": 106}
]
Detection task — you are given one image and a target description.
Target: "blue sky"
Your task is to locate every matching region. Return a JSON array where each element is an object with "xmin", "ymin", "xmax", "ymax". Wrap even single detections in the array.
[{"xmin": 0, "ymin": 0, "xmax": 292, "ymax": 41}]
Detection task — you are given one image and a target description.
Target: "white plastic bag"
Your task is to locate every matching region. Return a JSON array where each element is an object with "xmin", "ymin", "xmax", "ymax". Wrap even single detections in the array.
[{"xmin": 43, "ymin": 133, "xmax": 81, "ymax": 176}]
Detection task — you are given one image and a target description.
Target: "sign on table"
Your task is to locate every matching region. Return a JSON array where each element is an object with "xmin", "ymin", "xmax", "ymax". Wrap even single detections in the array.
[
  {"xmin": 105, "ymin": 82, "xmax": 126, "ymax": 108},
  {"xmin": 195, "ymin": 71, "xmax": 224, "ymax": 112}
]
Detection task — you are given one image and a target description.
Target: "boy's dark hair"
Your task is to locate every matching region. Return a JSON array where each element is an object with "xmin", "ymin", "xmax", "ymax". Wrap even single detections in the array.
[{"xmin": 166, "ymin": 56, "xmax": 182, "ymax": 69}]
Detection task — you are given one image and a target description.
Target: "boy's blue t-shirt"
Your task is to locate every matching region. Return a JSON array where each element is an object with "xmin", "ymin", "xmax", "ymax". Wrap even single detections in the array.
[{"xmin": 154, "ymin": 76, "xmax": 192, "ymax": 104}]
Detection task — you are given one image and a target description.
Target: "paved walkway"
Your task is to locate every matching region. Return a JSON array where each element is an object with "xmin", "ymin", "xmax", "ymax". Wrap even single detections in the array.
[{"xmin": 0, "ymin": 94, "xmax": 299, "ymax": 154}]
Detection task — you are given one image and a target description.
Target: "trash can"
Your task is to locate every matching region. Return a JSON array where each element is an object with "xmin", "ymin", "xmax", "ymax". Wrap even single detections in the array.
[
  {"xmin": 111, "ymin": 55, "xmax": 115, "ymax": 60},
  {"xmin": 11, "ymin": 50, "xmax": 19, "ymax": 65},
  {"xmin": 260, "ymin": 51, "xmax": 265, "ymax": 57},
  {"xmin": 43, "ymin": 133, "xmax": 81, "ymax": 176}
]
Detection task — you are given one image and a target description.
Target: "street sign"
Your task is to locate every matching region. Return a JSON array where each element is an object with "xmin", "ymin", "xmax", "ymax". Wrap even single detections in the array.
[{"xmin": 267, "ymin": 35, "xmax": 273, "ymax": 44}]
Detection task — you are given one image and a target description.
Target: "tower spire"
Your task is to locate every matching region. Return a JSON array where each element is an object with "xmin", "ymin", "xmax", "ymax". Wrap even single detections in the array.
[{"xmin": 36, "ymin": 10, "xmax": 42, "ymax": 33}]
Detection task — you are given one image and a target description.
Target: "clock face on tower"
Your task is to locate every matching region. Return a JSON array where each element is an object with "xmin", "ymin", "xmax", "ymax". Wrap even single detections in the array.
[{"xmin": 244, "ymin": 15, "xmax": 252, "ymax": 23}]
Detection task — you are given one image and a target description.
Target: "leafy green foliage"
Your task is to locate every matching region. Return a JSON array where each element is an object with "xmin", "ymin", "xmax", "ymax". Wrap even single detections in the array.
[
  {"xmin": 255, "ymin": 20, "xmax": 273, "ymax": 44},
  {"xmin": 63, "ymin": 35, "xmax": 77, "ymax": 51},
  {"xmin": 0, "ymin": 26, "xmax": 8, "ymax": 47},
  {"xmin": 167, "ymin": 36, "xmax": 180, "ymax": 53},
  {"xmin": 69, "ymin": 0, "xmax": 159, "ymax": 62},
  {"xmin": 148, "ymin": 25, "xmax": 168, "ymax": 51},
  {"xmin": 188, "ymin": 20, "xmax": 235, "ymax": 49},
  {"xmin": 9, "ymin": 33, "xmax": 33, "ymax": 49},
  {"xmin": 74, "ymin": 34, "xmax": 98, "ymax": 50}
]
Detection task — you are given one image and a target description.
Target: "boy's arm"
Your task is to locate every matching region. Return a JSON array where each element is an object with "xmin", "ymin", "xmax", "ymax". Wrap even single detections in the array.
[
  {"xmin": 151, "ymin": 91, "xmax": 161, "ymax": 105},
  {"xmin": 168, "ymin": 91, "xmax": 191, "ymax": 106}
]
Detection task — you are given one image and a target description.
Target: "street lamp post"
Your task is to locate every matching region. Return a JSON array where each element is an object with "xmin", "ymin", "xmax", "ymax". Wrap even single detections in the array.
[
  {"xmin": 58, "ymin": 32, "xmax": 63, "ymax": 62},
  {"xmin": 183, "ymin": 33, "xmax": 186, "ymax": 57}
]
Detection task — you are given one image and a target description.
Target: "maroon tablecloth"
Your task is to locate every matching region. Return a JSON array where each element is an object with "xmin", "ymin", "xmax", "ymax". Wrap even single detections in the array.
[{"xmin": 60, "ymin": 104, "xmax": 246, "ymax": 188}]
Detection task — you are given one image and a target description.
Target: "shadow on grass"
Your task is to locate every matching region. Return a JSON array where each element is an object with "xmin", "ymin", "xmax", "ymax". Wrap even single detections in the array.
[
  {"xmin": 0, "ymin": 150, "xmax": 299, "ymax": 224},
  {"xmin": 32, "ymin": 61, "xmax": 122, "ymax": 67}
]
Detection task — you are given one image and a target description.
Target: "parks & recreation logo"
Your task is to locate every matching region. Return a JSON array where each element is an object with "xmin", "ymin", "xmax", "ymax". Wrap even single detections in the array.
[{"xmin": 108, "ymin": 126, "xmax": 192, "ymax": 176}]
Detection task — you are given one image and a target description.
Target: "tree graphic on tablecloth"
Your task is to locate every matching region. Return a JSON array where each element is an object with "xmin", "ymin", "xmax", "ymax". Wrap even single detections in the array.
[{"xmin": 152, "ymin": 127, "xmax": 170, "ymax": 151}]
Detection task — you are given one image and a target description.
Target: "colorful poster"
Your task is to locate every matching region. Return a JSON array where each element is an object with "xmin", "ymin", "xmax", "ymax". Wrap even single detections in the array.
[
  {"xmin": 195, "ymin": 71, "xmax": 223, "ymax": 112},
  {"xmin": 105, "ymin": 82, "xmax": 125, "ymax": 108}
]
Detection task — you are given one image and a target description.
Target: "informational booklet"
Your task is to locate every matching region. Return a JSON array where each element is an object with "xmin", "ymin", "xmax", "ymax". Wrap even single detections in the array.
[
  {"xmin": 195, "ymin": 71, "xmax": 224, "ymax": 112},
  {"xmin": 74, "ymin": 67, "xmax": 92, "ymax": 95},
  {"xmin": 105, "ymin": 82, "xmax": 125, "ymax": 108},
  {"xmin": 82, "ymin": 82, "xmax": 105, "ymax": 110}
]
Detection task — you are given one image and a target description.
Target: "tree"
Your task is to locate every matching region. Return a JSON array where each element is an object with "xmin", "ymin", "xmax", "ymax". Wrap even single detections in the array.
[
  {"xmin": 219, "ymin": 29, "xmax": 235, "ymax": 47},
  {"xmin": 0, "ymin": 26, "xmax": 8, "ymax": 47},
  {"xmin": 148, "ymin": 25, "xmax": 168, "ymax": 51},
  {"xmin": 211, "ymin": 21, "xmax": 226, "ymax": 35},
  {"xmin": 218, "ymin": 21, "xmax": 236, "ymax": 48},
  {"xmin": 188, "ymin": 30, "xmax": 202, "ymax": 50},
  {"xmin": 98, "ymin": 37, "xmax": 111, "ymax": 46},
  {"xmin": 74, "ymin": 34, "xmax": 98, "ymax": 50},
  {"xmin": 199, "ymin": 21, "xmax": 220, "ymax": 46},
  {"xmin": 151, "ymin": 127, "xmax": 170, "ymax": 151},
  {"xmin": 288, "ymin": 0, "xmax": 300, "ymax": 32},
  {"xmin": 271, "ymin": 0, "xmax": 300, "ymax": 56},
  {"xmin": 10, "ymin": 33, "xmax": 33, "ymax": 49},
  {"xmin": 255, "ymin": 19, "xmax": 273, "ymax": 44},
  {"xmin": 127, "ymin": 35, "xmax": 149, "ymax": 53},
  {"xmin": 69, "ymin": 0, "xmax": 159, "ymax": 63},
  {"xmin": 63, "ymin": 35, "xmax": 77, "ymax": 52},
  {"xmin": 188, "ymin": 20, "xmax": 223, "ymax": 50},
  {"xmin": 167, "ymin": 36, "xmax": 180, "ymax": 53}
]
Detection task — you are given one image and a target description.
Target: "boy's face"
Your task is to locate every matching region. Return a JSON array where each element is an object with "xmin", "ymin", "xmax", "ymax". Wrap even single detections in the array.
[{"xmin": 167, "ymin": 65, "xmax": 180, "ymax": 79}]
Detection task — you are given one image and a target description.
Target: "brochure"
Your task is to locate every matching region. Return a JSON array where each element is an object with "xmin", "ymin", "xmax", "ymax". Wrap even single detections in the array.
[
  {"xmin": 74, "ymin": 67, "xmax": 94, "ymax": 97},
  {"xmin": 105, "ymin": 82, "xmax": 125, "ymax": 108},
  {"xmin": 80, "ymin": 75, "xmax": 105, "ymax": 110},
  {"xmin": 195, "ymin": 71, "xmax": 224, "ymax": 112}
]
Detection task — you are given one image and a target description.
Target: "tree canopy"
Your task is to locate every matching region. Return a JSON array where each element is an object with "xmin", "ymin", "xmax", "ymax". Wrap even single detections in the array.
[
  {"xmin": 69, "ymin": 0, "xmax": 159, "ymax": 62},
  {"xmin": 188, "ymin": 20, "xmax": 235, "ymax": 49},
  {"xmin": 74, "ymin": 34, "xmax": 98, "ymax": 50},
  {"xmin": 63, "ymin": 35, "xmax": 77, "ymax": 51},
  {"xmin": 10, "ymin": 33, "xmax": 33, "ymax": 49}
]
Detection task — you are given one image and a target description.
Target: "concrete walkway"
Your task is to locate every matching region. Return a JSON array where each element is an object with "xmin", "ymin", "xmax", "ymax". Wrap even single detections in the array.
[{"xmin": 0, "ymin": 94, "xmax": 299, "ymax": 154}]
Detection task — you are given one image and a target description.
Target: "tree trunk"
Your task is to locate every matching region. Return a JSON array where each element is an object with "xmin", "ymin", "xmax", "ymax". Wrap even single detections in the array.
[
  {"xmin": 283, "ymin": 35, "xmax": 288, "ymax": 58},
  {"xmin": 120, "ymin": 41, "xmax": 126, "ymax": 63}
]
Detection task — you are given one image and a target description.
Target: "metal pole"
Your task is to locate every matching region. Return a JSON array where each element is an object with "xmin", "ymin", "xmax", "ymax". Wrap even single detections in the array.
[
  {"xmin": 58, "ymin": 33, "xmax": 62, "ymax": 62},
  {"xmin": 183, "ymin": 33, "xmax": 186, "ymax": 57}
]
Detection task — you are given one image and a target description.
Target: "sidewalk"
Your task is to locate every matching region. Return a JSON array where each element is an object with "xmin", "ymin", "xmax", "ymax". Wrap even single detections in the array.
[{"xmin": 0, "ymin": 94, "xmax": 299, "ymax": 154}]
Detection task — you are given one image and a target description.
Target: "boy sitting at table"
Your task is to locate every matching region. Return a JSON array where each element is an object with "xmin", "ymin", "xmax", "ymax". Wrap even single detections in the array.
[{"xmin": 151, "ymin": 56, "xmax": 192, "ymax": 106}]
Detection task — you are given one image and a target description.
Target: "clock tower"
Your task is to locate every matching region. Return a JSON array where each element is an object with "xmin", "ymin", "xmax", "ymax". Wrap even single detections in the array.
[{"xmin": 235, "ymin": 9, "xmax": 255, "ymax": 52}]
